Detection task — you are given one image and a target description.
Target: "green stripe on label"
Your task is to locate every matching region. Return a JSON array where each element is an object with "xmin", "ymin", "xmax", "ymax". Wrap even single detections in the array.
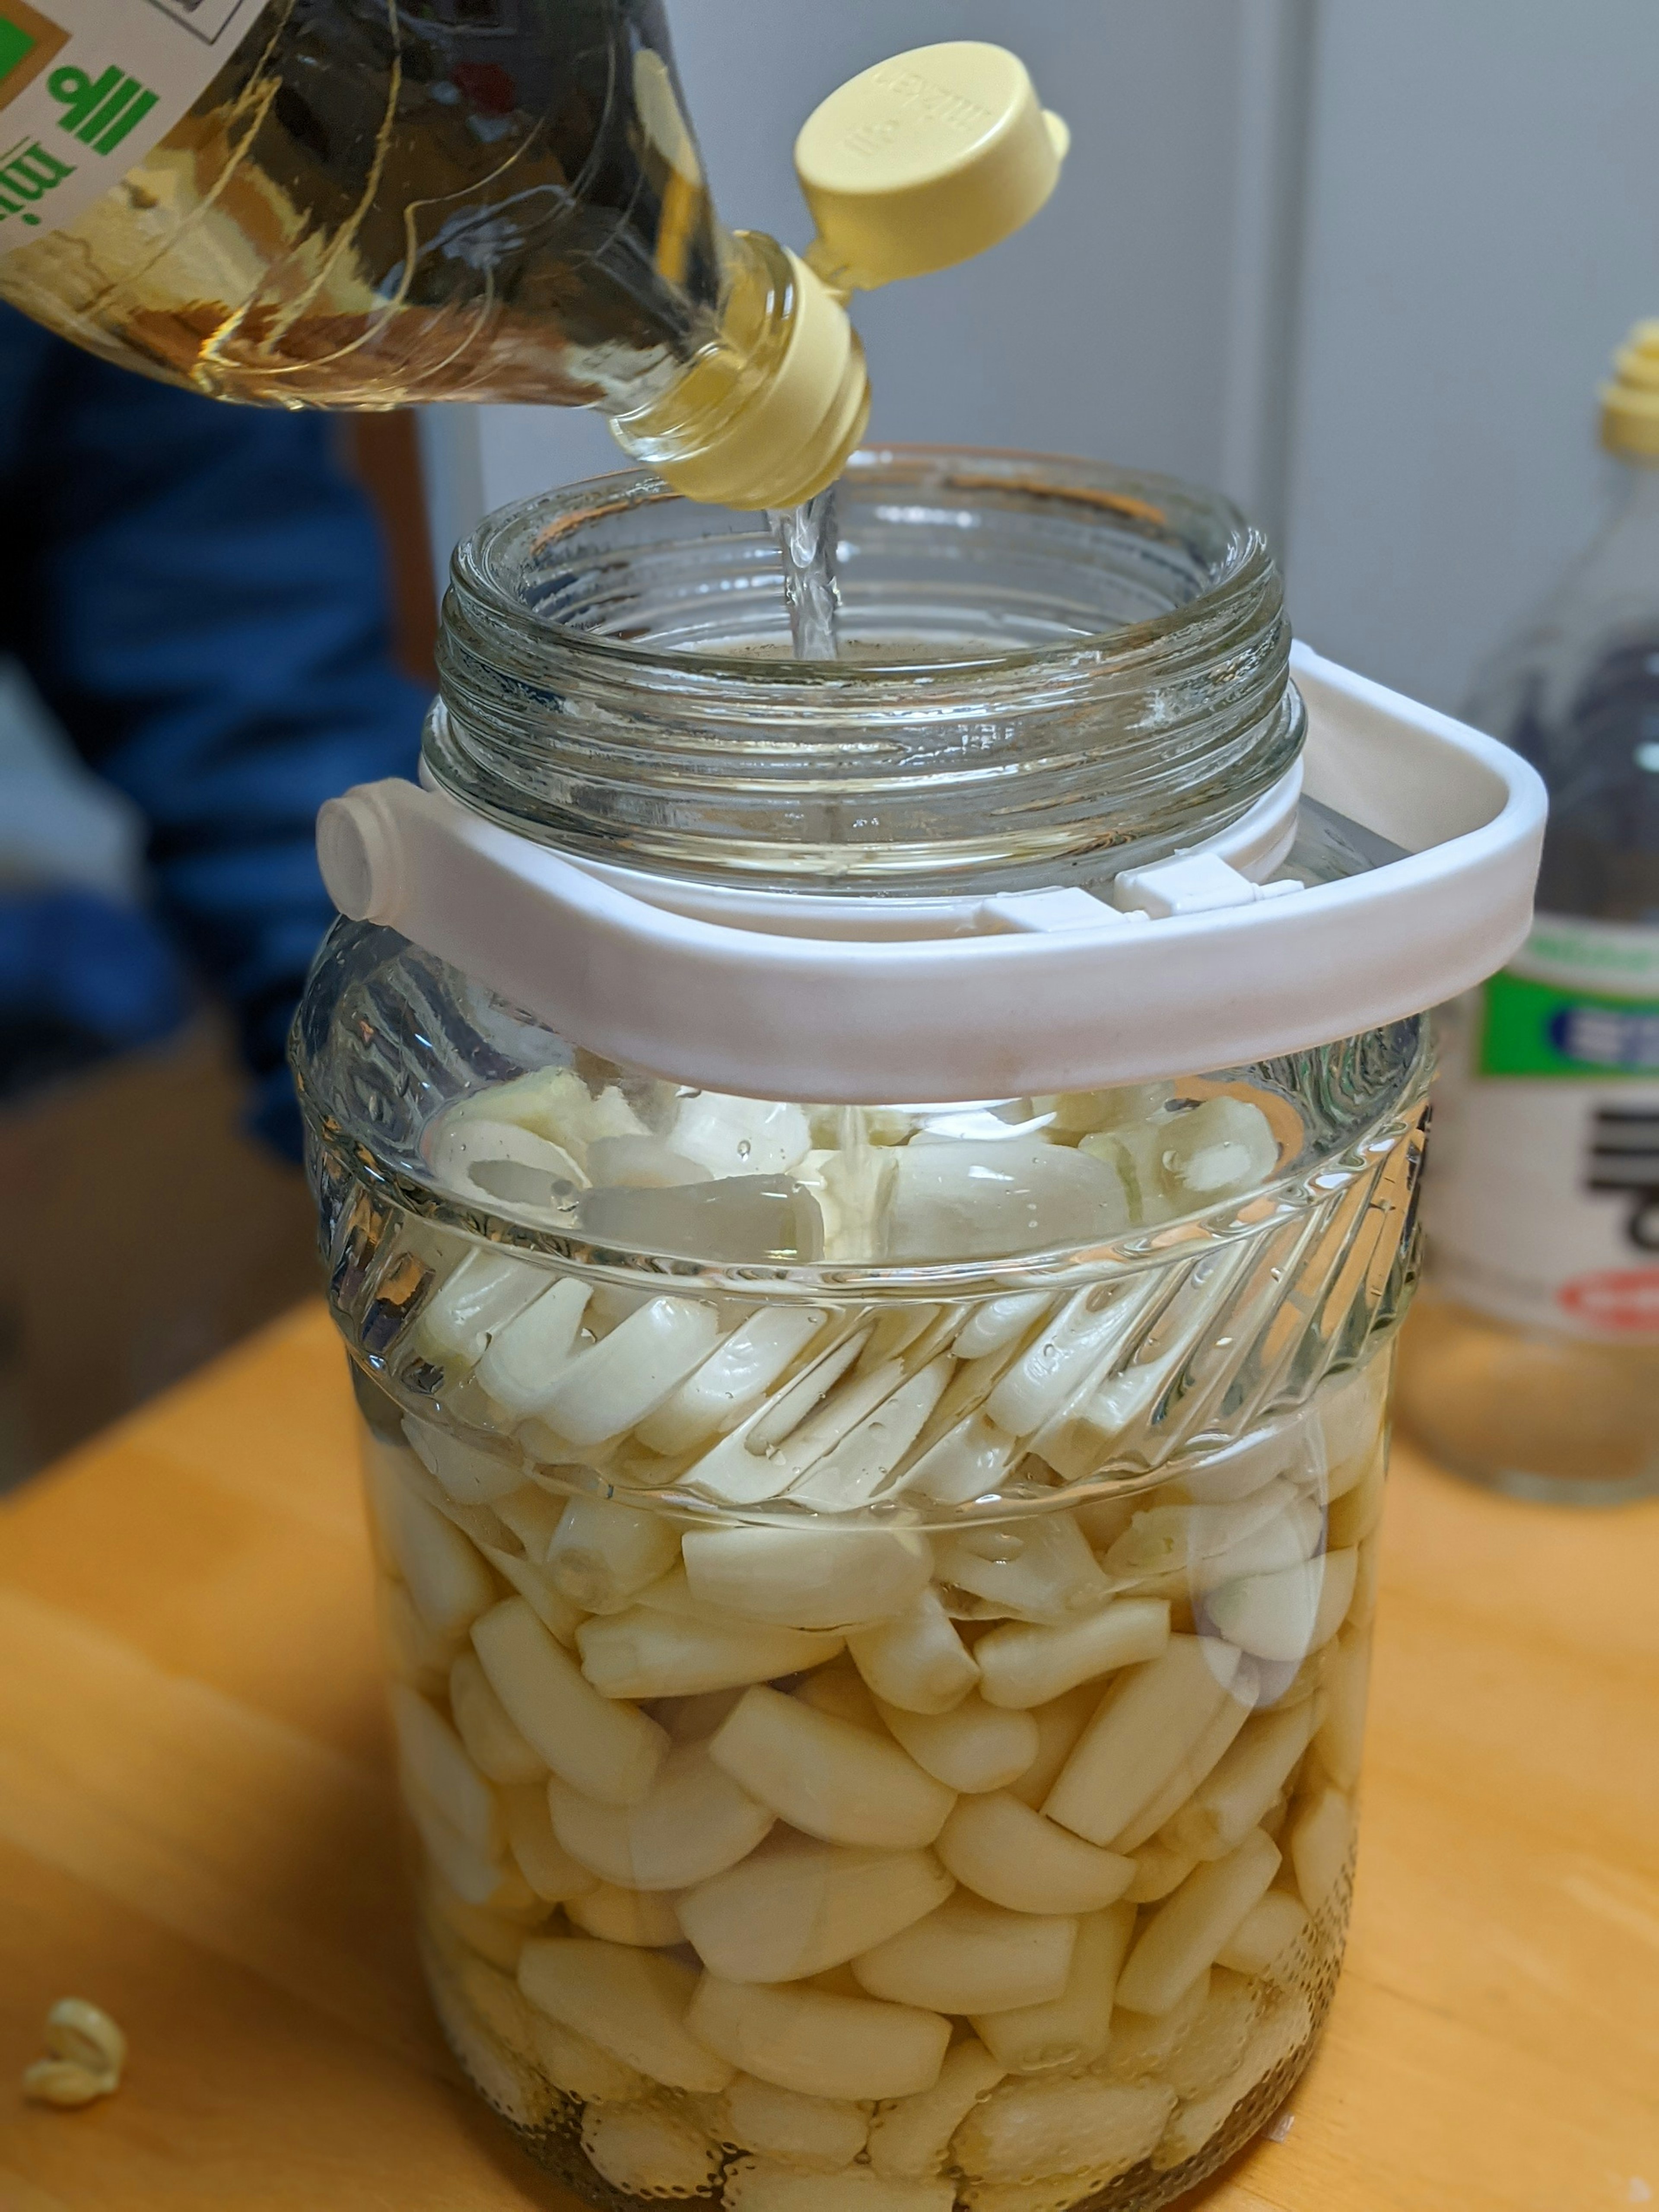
[{"xmin": 1480, "ymin": 967, "xmax": 1659, "ymax": 1077}]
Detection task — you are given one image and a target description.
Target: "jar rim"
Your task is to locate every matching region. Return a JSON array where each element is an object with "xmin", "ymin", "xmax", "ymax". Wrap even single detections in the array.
[{"xmin": 449, "ymin": 444, "xmax": 1273, "ymax": 682}]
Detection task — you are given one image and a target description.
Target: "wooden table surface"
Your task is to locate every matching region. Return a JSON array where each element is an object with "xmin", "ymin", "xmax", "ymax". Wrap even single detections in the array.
[{"xmin": 0, "ymin": 1301, "xmax": 1655, "ymax": 2212}]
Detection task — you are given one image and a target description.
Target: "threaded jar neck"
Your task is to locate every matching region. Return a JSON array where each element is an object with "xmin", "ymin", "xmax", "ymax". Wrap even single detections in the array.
[{"xmin": 428, "ymin": 446, "xmax": 1301, "ymax": 896}]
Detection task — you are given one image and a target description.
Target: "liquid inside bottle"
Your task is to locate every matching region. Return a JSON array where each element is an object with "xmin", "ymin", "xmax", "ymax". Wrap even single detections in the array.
[
  {"xmin": 0, "ymin": 0, "xmax": 737, "ymax": 409},
  {"xmin": 1398, "ymin": 325, "xmax": 1659, "ymax": 1503}
]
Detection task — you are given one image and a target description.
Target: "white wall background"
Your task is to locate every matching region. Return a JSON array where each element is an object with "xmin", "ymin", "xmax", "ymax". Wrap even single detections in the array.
[
  {"xmin": 1283, "ymin": 0, "xmax": 1659, "ymax": 707},
  {"xmin": 421, "ymin": 0, "xmax": 1659, "ymax": 715}
]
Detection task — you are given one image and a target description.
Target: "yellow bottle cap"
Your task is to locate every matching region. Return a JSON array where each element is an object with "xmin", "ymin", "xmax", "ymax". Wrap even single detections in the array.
[
  {"xmin": 1600, "ymin": 320, "xmax": 1659, "ymax": 461},
  {"xmin": 647, "ymin": 247, "xmax": 871, "ymax": 510},
  {"xmin": 795, "ymin": 42, "xmax": 1068, "ymax": 292}
]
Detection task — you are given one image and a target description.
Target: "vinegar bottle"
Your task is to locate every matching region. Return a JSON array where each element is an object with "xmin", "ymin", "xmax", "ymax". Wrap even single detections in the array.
[
  {"xmin": 0, "ymin": 0, "xmax": 868, "ymax": 505},
  {"xmin": 0, "ymin": 5, "xmax": 1062, "ymax": 509},
  {"xmin": 1397, "ymin": 323, "xmax": 1659, "ymax": 1503}
]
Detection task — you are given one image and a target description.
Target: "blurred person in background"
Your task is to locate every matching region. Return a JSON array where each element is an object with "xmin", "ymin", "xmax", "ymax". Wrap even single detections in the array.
[{"xmin": 0, "ymin": 306, "xmax": 428, "ymax": 1157}]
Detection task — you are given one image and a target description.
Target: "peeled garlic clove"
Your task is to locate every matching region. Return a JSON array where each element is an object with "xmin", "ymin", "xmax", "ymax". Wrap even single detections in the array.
[
  {"xmin": 1287, "ymin": 1783, "xmax": 1354, "ymax": 1913},
  {"xmin": 1004, "ymin": 1684, "xmax": 1101, "ymax": 1812},
  {"xmin": 1205, "ymin": 1548, "xmax": 1357, "ymax": 1663},
  {"xmin": 549, "ymin": 1742, "xmax": 774, "ymax": 1890},
  {"xmin": 413, "ymin": 1246, "xmax": 544, "ymax": 1366},
  {"xmin": 534, "ymin": 1297, "xmax": 723, "ymax": 1447},
  {"xmin": 1099, "ymin": 1968, "xmax": 1210, "ymax": 2081},
  {"xmin": 1042, "ymin": 1636, "xmax": 1241, "ymax": 1848},
  {"xmin": 984, "ymin": 1289, "xmax": 1138, "ymax": 1440},
  {"xmin": 388, "ymin": 1684, "xmax": 502, "ymax": 1859},
  {"xmin": 671, "ymin": 1093, "xmax": 814, "ymax": 1178},
  {"xmin": 1214, "ymin": 1888, "xmax": 1311, "ymax": 1977},
  {"xmin": 875, "ymin": 1694, "xmax": 1039, "ymax": 1796},
  {"xmin": 677, "ymin": 1833, "xmax": 954, "ymax": 1983},
  {"xmin": 1162, "ymin": 1696, "xmax": 1319, "ymax": 1861},
  {"xmin": 404, "ymin": 1414, "xmax": 527, "ymax": 1504},
  {"xmin": 1159, "ymin": 1094, "xmax": 1279, "ymax": 1201},
  {"xmin": 577, "ymin": 1604, "xmax": 843, "ymax": 1701},
  {"xmin": 528, "ymin": 2010, "xmax": 652, "ymax": 2103},
  {"xmin": 585, "ymin": 1135, "xmax": 713, "ymax": 1188},
  {"xmin": 951, "ymin": 2072, "xmax": 1175, "ymax": 2187},
  {"xmin": 1164, "ymin": 1968, "xmax": 1259, "ymax": 2100},
  {"xmin": 499, "ymin": 1782, "xmax": 596, "ymax": 1904},
  {"xmin": 709, "ymin": 1686, "xmax": 955, "ymax": 1851},
  {"xmin": 682, "ymin": 1524, "xmax": 932, "ymax": 1631},
  {"xmin": 970, "ymin": 1903, "xmax": 1135, "ymax": 2075},
  {"xmin": 724, "ymin": 2158, "xmax": 957, "ymax": 2212},
  {"xmin": 1115, "ymin": 1827, "xmax": 1281, "ymax": 2016},
  {"xmin": 687, "ymin": 1977, "xmax": 951, "ymax": 2103},
  {"xmin": 952, "ymin": 1294, "xmax": 1053, "ymax": 1361},
  {"xmin": 401, "ymin": 1778, "xmax": 508, "ymax": 1908},
  {"xmin": 786, "ymin": 1360, "xmax": 953, "ymax": 1510},
  {"xmin": 22, "ymin": 2057, "xmax": 118, "ymax": 2108},
  {"xmin": 449, "ymin": 1651, "xmax": 547, "ymax": 1786},
  {"xmin": 897, "ymin": 1413, "xmax": 1023, "ymax": 1509},
  {"xmin": 975, "ymin": 1600, "xmax": 1170, "ymax": 1710},
  {"xmin": 1315, "ymin": 1627, "xmax": 1371, "ymax": 1791},
  {"xmin": 867, "ymin": 2036, "xmax": 1006, "ymax": 2180},
  {"xmin": 547, "ymin": 1495, "xmax": 683, "ymax": 1615},
  {"xmin": 852, "ymin": 1896, "xmax": 1076, "ymax": 2016},
  {"xmin": 717, "ymin": 2073, "xmax": 869, "ymax": 2171},
  {"xmin": 472, "ymin": 1596, "xmax": 668, "ymax": 1807},
  {"xmin": 518, "ymin": 1939, "xmax": 734, "ymax": 2093},
  {"xmin": 1149, "ymin": 1992, "xmax": 1312, "ymax": 2171},
  {"xmin": 581, "ymin": 2099, "xmax": 721, "ymax": 2198},
  {"xmin": 636, "ymin": 1307, "xmax": 830, "ymax": 1456},
  {"xmin": 935, "ymin": 1794, "xmax": 1134, "ymax": 1916},
  {"xmin": 41, "ymin": 1999, "xmax": 126, "ymax": 2081},
  {"xmin": 474, "ymin": 1276, "xmax": 592, "ymax": 1419},
  {"xmin": 934, "ymin": 1514, "xmax": 1114, "ymax": 1628},
  {"xmin": 429, "ymin": 1116, "xmax": 587, "ymax": 1214},
  {"xmin": 566, "ymin": 1883, "xmax": 684, "ymax": 1947},
  {"xmin": 362, "ymin": 1440, "xmax": 495, "ymax": 1639},
  {"xmin": 884, "ymin": 1143, "xmax": 1128, "ymax": 1264},
  {"xmin": 849, "ymin": 1586, "xmax": 980, "ymax": 1715},
  {"xmin": 1109, "ymin": 1686, "xmax": 1254, "ymax": 1855}
]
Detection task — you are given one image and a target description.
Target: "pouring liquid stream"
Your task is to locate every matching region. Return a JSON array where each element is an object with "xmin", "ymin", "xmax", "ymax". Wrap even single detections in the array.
[{"xmin": 768, "ymin": 487, "xmax": 843, "ymax": 660}]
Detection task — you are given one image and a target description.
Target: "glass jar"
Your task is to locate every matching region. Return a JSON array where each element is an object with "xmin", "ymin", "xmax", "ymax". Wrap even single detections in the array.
[{"xmin": 295, "ymin": 450, "xmax": 1427, "ymax": 2212}]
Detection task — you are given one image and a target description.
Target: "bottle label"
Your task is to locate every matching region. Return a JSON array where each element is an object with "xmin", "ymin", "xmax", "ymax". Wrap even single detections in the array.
[
  {"xmin": 0, "ymin": 0, "xmax": 261, "ymax": 254},
  {"xmin": 1425, "ymin": 915, "xmax": 1659, "ymax": 1339}
]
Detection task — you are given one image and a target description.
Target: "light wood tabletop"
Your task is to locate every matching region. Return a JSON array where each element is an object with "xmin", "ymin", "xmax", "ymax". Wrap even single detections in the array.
[{"xmin": 0, "ymin": 1301, "xmax": 1655, "ymax": 2212}]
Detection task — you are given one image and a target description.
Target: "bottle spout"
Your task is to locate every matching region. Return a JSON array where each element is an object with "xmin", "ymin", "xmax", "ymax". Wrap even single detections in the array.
[{"xmin": 610, "ymin": 42, "xmax": 1066, "ymax": 510}]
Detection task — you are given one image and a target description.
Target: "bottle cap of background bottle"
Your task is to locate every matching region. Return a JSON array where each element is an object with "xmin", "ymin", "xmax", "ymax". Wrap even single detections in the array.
[
  {"xmin": 795, "ymin": 43, "xmax": 1069, "ymax": 293},
  {"xmin": 1599, "ymin": 321, "xmax": 1659, "ymax": 460}
]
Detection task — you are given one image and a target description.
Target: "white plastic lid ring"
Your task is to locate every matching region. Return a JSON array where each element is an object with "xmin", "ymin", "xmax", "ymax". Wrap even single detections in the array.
[{"xmin": 317, "ymin": 646, "xmax": 1545, "ymax": 1103}]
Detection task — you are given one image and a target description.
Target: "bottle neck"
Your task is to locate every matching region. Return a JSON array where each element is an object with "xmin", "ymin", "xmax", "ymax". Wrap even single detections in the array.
[
  {"xmin": 1603, "ymin": 451, "xmax": 1659, "ymax": 530},
  {"xmin": 607, "ymin": 232, "xmax": 869, "ymax": 512}
]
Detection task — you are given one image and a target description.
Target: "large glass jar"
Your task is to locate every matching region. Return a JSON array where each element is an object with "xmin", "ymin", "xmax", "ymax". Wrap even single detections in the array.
[{"xmin": 295, "ymin": 451, "xmax": 1426, "ymax": 2212}]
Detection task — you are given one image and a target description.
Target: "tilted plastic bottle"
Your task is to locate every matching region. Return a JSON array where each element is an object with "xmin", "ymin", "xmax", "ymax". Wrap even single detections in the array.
[
  {"xmin": 0, "ymin": 4, "xmax": 1063, "ymax": 507},
  {"xmin": 1398, "ymin": 323, "xmax": 1659, "ymax": 1503}
]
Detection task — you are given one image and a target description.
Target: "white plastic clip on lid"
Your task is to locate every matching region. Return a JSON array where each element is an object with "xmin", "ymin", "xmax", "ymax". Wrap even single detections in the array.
[{"xmin": 318, "ymin": 645, "xmax": 1546, "ymax": 1104}]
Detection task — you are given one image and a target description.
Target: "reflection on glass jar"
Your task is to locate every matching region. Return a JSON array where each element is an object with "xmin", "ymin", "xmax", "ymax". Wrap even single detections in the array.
[{"xmin": 296, "ymin": 453, "xmax": 1427, "ymax": 2212}]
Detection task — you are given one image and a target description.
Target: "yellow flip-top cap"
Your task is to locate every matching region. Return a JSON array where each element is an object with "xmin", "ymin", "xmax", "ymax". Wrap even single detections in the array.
[
  {"xmin": 1600, "ymin": 320, "xmax": 1659, "ymax": 461},
  {"xmin": 795, "ymin": 42, "xmax": 1068, "ymax": 292}
]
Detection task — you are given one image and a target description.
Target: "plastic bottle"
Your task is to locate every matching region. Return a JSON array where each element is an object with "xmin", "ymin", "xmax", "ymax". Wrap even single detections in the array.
[
  {"xmin": 1397, "ymin": 322, "xmax": 1659, "ymax": 1503},
  {"xmin": 0, "ymin": 9, "xmax": 1062, "ymax": 509}
]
